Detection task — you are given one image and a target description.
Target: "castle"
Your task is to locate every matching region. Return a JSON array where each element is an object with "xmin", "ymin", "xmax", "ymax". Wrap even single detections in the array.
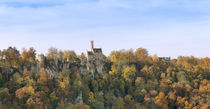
[
  {"xmin": 36, "ymin": 41, "xmax": 105, "ymax": 78},
  {"xmin": 86, "ymin": 40, "xmax": 105, "ymax": 74}
]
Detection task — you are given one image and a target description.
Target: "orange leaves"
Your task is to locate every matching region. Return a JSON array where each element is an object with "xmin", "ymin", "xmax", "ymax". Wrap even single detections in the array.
[
  {"xmin": 199, "ymin": 83, "xmax": 210, "ymax": 94},
  {"xmin": 176, "ymin": 96, "xmax": 192, "ymax": 108},
  {"xmin": 155, "ymin": 92, "xmax": 169, "ymax": 109},
  {"xmin": 168, "ymin": 91, "xmax": 176, "ymax": 101},
  {"xmin": 199, "ymin": 79, "xmax": 210, "ymax": 94},
  {"xmin": 16, "ymin": 87, "xmax": 27, "ymax": 99},
  {"xmin": 16, "ymin": 86, "xmax": 35, "ymax": 99}
]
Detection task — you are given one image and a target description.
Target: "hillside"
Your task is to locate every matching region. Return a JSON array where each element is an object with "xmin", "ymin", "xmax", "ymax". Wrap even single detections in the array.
[{"xmin": 0, "ymin": 47, "xmax": 209, "ymax": 109}]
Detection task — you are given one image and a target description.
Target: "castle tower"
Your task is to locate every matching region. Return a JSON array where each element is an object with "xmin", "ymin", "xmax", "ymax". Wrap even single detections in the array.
[
  {"xmin": 37, "ymin": 54, "xmax": 45, "ymax": 62},
  {"xmin": 90, "ymin": 40, "xmax": 94, "ymax": 52}
]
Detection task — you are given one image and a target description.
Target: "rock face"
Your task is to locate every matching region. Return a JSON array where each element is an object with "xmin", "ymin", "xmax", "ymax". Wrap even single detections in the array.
[
  {"xmin": 86, "ymin": 41, "xmax": 105, "ymax": 75},
  {"xmin": 79, "ymin": 55, "xmax": 88, "ymax": 75},
  {"xmin": 37, "ymin": 54, "xmax": 61, "ymax": 78},
  {"xmin": 75, "ymin": 91, "xmax": 83, "ymax": 104}
]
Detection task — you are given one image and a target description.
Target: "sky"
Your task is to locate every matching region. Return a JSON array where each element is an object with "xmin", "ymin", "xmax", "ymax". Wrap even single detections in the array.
[{"xmin": 0, "ymin": 0, "xmax": 210, "ymax": 58}]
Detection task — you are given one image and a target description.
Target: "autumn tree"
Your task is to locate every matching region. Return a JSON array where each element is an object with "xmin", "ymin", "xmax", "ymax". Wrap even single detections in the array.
[
  {"xmin": 122, "ymin": 65, "xmax": 136, "ymax": 82},
  {"xmin": 21, "ymin": 47, "xmax": 36, "ymax": 70},
  {"xmin": 3, "ymin": 47, "xmax": 21, "ymax": 69},
  {"xmin": 16, "ymin": 86, "xmax": 35, "ymax": 108},
  {"xmin": 155, "ymin": 92, "xmax": 169, "ymax": 109},
  {"xmin": 135, "ymin": 48, "xmax": 151, "ymax": 67},
  {"xmin": 135, "ymin": 77, "xmax": 145, "ymax": 90},
  {"xmin": 112, "ymin": 97, "xmax": 125, "ymax": 109},
  {"xmin": 26, "ymin": 91, "xmax": 51, "ymax": 109},
  {"xmin": 124, "ymin": 94, "xmax": 136, "ymax": 109}
]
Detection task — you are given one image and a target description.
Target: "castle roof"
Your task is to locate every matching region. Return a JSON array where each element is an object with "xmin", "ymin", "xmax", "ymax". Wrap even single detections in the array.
[{"xmin": 93, "ymin": 48, "xmax": 102, "ymax": 53}]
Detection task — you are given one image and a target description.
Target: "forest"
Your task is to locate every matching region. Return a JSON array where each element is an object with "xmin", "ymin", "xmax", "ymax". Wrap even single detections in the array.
[{"xmin": 0, "ymin": 47, "xmax": 209, "ymax": 109}]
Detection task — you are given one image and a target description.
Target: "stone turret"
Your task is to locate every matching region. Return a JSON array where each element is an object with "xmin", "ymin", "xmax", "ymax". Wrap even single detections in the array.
[{"xmin": 90, "ymin": 40, "xmax": 94, "ymax": 52}]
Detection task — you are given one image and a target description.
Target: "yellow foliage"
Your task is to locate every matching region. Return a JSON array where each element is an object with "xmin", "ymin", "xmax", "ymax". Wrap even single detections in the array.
[
  {"xmin": 88, "ymin": 92, "xmax": 95, "ymax": 103},
  {"xmin": 59, "ymin": 82, "xmax": 66, "ymax": 89},
  {"xmin": 122, "ymin": 65, "xmax": 136, "ymax": 82},
  {"xmin": 160, "ymin": 73, "xmax": 166, "ymax": 79},
  {"xmin": 110, "ymin": 65, "xmax": 119, "ymax": 75},
  {"xmin": 184, "ymin": 101, "xmax": 192, "ymax": 108},
  {"xmin": 74, "ymin": 104, "xmax": 91, "ymax": 109},
  {"xmin": 64, "ymin": 77, "xmax": 69, "ymax": 84},
  {"xmin": 26, "ymin": 98, "xmax": 35, "ymax": 108},
  {"xmin": 141, "ymin": 89, "xmax": 147, "ymax": 95},
  {"xmin": 63, "ymin": 50, "xmax": 77, "ymax": 62},
  {"xmin": 176, "ymin": 96, "xmax": 192, "ymax": 108},
  {"xmin": 155, "ymin": 92, "xmax": 168, "ymax": 109},
  {"xmin": 166, "ymin": 67, "xmax": 173, "ymax": 74},
  {"xmin": 201, "ymin": 79, "xmax": 208, "ymax": 85},
  {"xmin": 109, "ymin": 71, "xmax": 114, "ymax": 75},
  {"xmin": 28, "ymin": 86, "xmax": 35, "ymax": 95}
]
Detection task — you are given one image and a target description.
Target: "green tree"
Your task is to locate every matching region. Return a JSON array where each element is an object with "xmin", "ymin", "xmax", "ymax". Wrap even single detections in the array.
[
  {"xmin": 0, "ymin": 88, "xmax": 11, "ymax": 105},
  {"xmin": 112, "ymin": 97, "xmax": 125, "ymax": 109},
  {"xmin": 135, "ymin": 77, "xmax": 145, "ymax": 90}
]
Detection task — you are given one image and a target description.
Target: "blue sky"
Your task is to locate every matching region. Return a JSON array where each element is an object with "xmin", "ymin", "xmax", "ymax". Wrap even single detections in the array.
[{"xmin": 0, "ymin": 0, "xmax": 210, "ymax": 58}]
